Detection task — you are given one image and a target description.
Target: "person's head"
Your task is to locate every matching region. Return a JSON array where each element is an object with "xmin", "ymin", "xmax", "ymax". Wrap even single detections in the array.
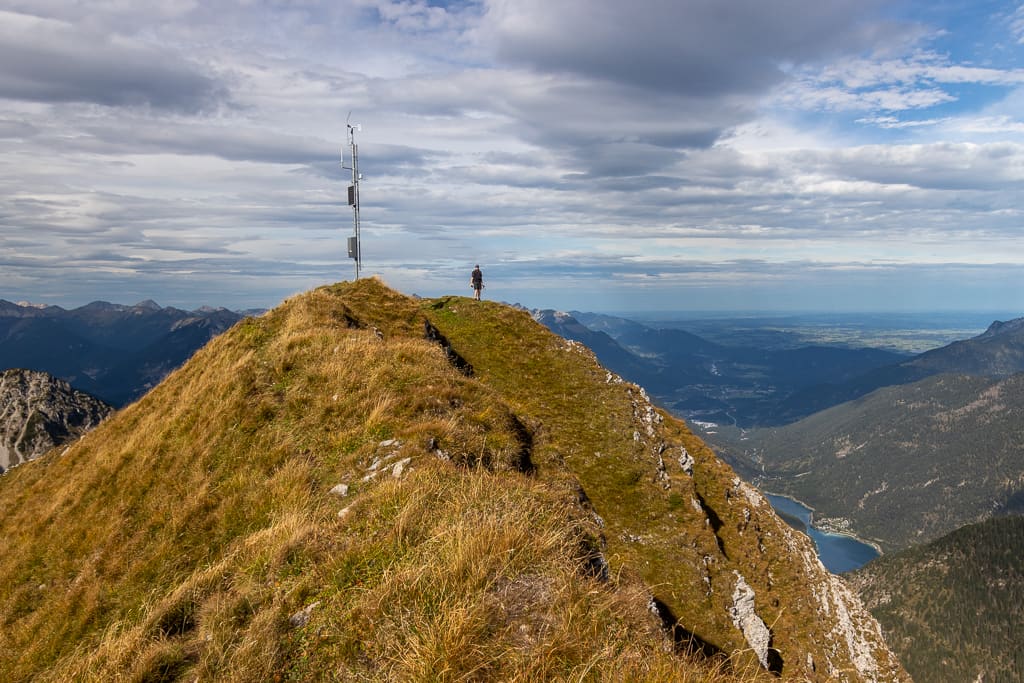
[{"xmin": 475, "ymin": 264, "xmax": 479, "ymax": 269}]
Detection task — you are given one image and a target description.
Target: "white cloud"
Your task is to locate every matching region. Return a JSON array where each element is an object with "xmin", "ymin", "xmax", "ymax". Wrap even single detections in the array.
[
  {"xmin": 0, "ymin": 9, "xmax": 224, "ymax": 111},
  {"xmin": 854, "ymin": 116, "xmax": 947, "ymax": 129},
  {"xmin": 776, "ymin": 50, "xmax": 1024, "ymax": 118},
  {"xmin": 1011, "ymin": 4, "xmax": 1024, "ymax": 44},
  {"xmin": 479, "ymin": 0, "xmax": 892, "ymax": 96}
]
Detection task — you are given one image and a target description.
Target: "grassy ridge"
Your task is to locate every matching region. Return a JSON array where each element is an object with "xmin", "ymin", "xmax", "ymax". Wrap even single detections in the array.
[
  {"xmin": 0, "ymin": 282, "xmax": 740, "ymax": 681},
  {"xmin": 420, "ymin": 290, "xmax": 906, "ymax": 681},
  {"xmin": 0, "ymin": 279, "xmax": 905, "ymax": 681}
]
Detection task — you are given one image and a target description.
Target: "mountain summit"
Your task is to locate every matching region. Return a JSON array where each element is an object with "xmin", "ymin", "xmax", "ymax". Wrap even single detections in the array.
[
  {"xmin": 0, "ymin": 280, "xmax": 906, "ymax": 681},
  {"xmin": 978, "ymin": 316, "xmax": 1024, "ymax": 339}
]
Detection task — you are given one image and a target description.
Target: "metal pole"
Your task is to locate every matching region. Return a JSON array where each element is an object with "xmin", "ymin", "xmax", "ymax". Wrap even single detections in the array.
[
  {"xmin": 349, "ymin": 124, "xmax": 361, "ymax": 280},
  {"xmin": 342, "ymin": 118, "xmax": 362, "ymax": 280}
]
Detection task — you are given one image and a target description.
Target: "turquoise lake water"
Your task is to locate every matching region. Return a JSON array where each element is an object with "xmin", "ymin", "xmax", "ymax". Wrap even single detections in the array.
[{"xmin": 765, "ymin": 494, "xmax": 880, "ymax": 574}]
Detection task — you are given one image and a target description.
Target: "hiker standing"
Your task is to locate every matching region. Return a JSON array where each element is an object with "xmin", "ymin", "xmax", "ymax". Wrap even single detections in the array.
[{"xmin": 470, "ymin": 265, "xmax": 483, "ymax": 300}]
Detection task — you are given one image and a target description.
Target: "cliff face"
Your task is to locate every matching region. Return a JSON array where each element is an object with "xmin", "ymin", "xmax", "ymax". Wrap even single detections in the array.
[
  {"xmin": 0, "ymin": 369, "xmax": 112, "ymax": 471},
  {"xmin": 0, "ymin": 280, "xmax": 907, "ymax": 681}
]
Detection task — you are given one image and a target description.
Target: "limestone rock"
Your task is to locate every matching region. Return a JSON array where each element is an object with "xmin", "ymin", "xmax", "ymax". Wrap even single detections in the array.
[
  {"xmin": 678, "ymin": 446, "xmax": 694, "ymax": 476},
  {"xmin": 0, "ymin": 369, "xmax": 113, "ymax": 471},
  {"xmin": 392, "ymin": 457, "xmax": 412, "ymax": 478},
  {"xmin": 289, "ymin": 601, "xmax": 320, "ymax": 628},
  {"xmin": 729, "ymin": 572, "xmax": 772, "ymax": 670}
]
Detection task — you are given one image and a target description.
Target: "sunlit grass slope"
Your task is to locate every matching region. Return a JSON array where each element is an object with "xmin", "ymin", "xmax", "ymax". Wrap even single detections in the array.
[
  {"xmin": 421, "ymin": 291, "xmax": 907, "ymax": 682},
  {"xmin": 0, "ymin": 279, "xmax": 905, "ymax": 682}
]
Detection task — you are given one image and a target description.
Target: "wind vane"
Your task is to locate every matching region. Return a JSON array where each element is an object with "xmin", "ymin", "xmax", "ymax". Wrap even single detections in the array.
[{"xmin": 341, "ymin": 114, "xmax": 363, "ymax": 279}]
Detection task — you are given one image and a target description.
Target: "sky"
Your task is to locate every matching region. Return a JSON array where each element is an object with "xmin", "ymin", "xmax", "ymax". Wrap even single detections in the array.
[{"xmin": 3, "ymin": 1, "xmax": 1024, "ymax": 313}]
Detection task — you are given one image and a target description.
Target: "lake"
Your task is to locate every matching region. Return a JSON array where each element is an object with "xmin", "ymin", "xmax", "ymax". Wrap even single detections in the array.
[{"xmin": 765, "ymin": 494, "xmax": 880, "ymax": 574}]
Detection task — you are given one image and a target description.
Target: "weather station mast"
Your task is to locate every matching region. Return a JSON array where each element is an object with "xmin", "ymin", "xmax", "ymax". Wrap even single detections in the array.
[{"xmin": 341, "ymin": 116, "xmax": 363, "ymax": 279}]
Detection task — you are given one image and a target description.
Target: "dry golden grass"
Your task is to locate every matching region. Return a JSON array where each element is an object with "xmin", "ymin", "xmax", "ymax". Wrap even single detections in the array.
[
  {"xmin": 417, "ymin": 289, "xmax": 915, "ymax": 683},
  {"xmin": 0, "ymin": 280, "xmax": 759, "ymax": 682}
]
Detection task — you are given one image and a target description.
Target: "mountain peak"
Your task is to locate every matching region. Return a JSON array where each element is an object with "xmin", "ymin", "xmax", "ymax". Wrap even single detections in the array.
[
  {"xmin": 979, "ymin": 316, "xmax": 1024, "ymax": 339},
  {"xmin": 14, "ymin": 301, "xmax": 53, "ymax": 310},
  {"xmin": 78, "ymin": 300, "xmax": 126, "ymax": 313},
  {"xmin": 133, "ymin": 299, "xmax": 162, "ymax": 311},
  {"xmin": 0, "ymin": 279, "xmax": 907, "ymax": 681},
  {"xmin": 530, "ymin": 308, "xmax": 578, "ymax": 325}
]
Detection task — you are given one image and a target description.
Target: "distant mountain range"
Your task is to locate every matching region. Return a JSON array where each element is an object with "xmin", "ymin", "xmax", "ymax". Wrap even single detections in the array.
[
  {"xmin": 0, "ymin": 368, "xmax": 112, "ymax": 471},
  {"xmin": 539, "ymin": 308, "xmax": 1024, "ymax": 427},
  {"xmin": 851, "ymin": 515, "xmax": 1024, "ymax": 683},
  {"xmin": 535, "ymin": 309, "xmax": 908, "ymax": 426},
  {"xmin": 776, "ymin": 315, "xmax": 1024, "ymax": 418},
  {"xmin": 0, "ymin": 299, "xmax": 249, "ymax": 406},
  {"xmin": 697, "ymin": 316, "xmax": 1024, "ymax": 553}
]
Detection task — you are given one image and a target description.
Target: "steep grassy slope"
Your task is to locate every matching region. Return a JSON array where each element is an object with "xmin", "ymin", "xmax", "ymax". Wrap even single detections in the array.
[
  {"xmin": 850, "ymin": 515, "xmax": 1024, "ymax": 683},
  {"xmin": 0, "ymin": 280, "xmax": 905, "ymax": 681},
  {"xmin": 715, "ymin": 373, "xmax": 1024, "ymax": 551}
]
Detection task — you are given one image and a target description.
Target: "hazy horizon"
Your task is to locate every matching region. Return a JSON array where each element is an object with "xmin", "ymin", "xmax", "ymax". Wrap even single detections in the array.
[{"xmin": 6, "ymin": 291, "xmax": 1019, "ymax": 336}]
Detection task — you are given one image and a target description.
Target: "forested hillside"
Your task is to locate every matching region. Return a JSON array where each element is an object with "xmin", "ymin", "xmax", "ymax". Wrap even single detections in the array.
[
  {"xmin": 715, "ymin": 372, "xmax": 1024, "ymax": 551},
  {"xmin": 851, "ymin": 515, "xmax": 1024, "ymax": 683}
]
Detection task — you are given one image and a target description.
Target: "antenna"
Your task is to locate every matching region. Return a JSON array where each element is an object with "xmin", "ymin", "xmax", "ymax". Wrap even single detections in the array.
[{"xmin": 342, "ymin": 113, "xmax": 363, "ymax": 280}]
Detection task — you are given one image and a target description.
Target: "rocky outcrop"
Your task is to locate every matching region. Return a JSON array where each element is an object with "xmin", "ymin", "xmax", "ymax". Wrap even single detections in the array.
[
  {"xmin": 729, "ymin": 572, "xmax": 773, "ymax": 671},
  {"xmin": 0, "ymin": 369, "xmax": 112, "ymax": 471}
]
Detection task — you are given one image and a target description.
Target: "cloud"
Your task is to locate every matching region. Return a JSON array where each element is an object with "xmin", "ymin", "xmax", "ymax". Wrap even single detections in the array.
[
  {"xmin": 777, "ymin": 51, "xmax": 1024, "ymax": 116},
  {"xmin": 0, "ymin": 9, "xmax": 225, "ymax": 111},
  {"xmin": 811, "ymin": 141, "xmax": 1024, "ymax": 192},
  {"xmin": 0, "ymin": 0, "xmax": 1023, "ymax": 312},
  {"xmin": 361, "ymin": 0, "xmax": 480, "ymax": 34},
  {"xmin": 0, "ymin": 117, "xmax": 36, "ymax": 138},
  {"xmin": 854, "ymin": 115, "xmax": 947, "ymax": 129},
  {"xmin": 68, "ymin": 120, "xmax": 338, "ymax": 165},
  {"xmin": 480, "ymin": 0, "xmax": 891, "ymax": 97},
  {"xmin": 1012, "ymin": 4, "xmax": 1024, "ymax": 44}
]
